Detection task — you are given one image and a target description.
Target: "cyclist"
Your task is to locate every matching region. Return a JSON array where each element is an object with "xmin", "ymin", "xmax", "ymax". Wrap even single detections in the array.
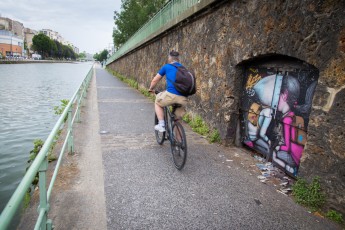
[{"xmin": 149, "ymin": 50, "xmax": 188, "ymax": 132}]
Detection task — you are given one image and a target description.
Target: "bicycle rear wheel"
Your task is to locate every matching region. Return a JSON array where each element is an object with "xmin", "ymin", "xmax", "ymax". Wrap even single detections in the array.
[
  {"xmin": 171, "ymin": 122, "xmax": 187, "ymax": 170},
  {"xmin": 154, "ymin": 113, "xmax": 165, "ymax": 145}
]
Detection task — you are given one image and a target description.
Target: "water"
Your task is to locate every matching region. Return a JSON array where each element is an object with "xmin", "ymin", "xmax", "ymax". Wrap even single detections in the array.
[{"xmin": 0, "ymin": 62, "xmax": 93, "ymax": 214}]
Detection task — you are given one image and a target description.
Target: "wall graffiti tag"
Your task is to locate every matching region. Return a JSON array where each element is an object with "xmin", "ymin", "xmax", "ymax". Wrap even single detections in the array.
[{"xmin": 241, "ymin": 65, "xmax": 318, "ymax": 177}]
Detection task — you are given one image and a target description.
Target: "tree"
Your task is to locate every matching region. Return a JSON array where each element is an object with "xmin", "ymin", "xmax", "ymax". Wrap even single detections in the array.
[
  {"xmin": 54, "ymin": 40, "xmax": 63, "ymax": 59},
  {"xmin": 49, "ymin": 40, "xmax": 58, "ymax": 57},
  {"xmin": 113, "ymin": 0, "xmax": 167, "ymax": 49},
  {"xmin": 32, "ymin": 33, "xmax": 77, "ymax": 60},
  {"xmin": 32, "ymin": 33, "xmax": 52, "ymax": 58},
  {"xmin": 78, "ymin": 51, "xmax": 87, "ymax": 59},
  {"xmin": 93, "ymin": 49, "xmax": 109, "ymax": 62}
]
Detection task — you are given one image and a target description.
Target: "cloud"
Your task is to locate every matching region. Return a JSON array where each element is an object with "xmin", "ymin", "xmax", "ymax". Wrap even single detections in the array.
[{"xmin": 0, "ymin": 0, "xmax": 122, "ymax": 53}]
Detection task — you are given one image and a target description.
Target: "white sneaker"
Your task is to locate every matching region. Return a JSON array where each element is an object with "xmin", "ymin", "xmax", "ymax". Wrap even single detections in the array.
[{"xmin": 154, "ymin": 124, "xmax": 166, "ymax": 132}]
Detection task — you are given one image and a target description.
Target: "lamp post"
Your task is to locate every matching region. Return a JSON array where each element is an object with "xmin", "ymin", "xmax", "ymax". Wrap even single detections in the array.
[
  {"xmin": 10, "ymin": 20, "xmax": 13, "ymax": 58},
  {"xmin": 10, "ymin": 33, "xmax": 13, "ymax": 58}
]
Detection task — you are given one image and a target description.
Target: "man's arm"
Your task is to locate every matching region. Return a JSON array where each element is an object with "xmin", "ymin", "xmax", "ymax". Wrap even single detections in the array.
[{"xmin": 149, "ymin": 73, "xmax": 162, "ymax": 91}]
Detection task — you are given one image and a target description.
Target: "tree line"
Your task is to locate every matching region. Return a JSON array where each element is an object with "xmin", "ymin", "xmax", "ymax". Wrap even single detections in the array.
[
  {"xmin": 32, "ymin": 33, "xmax": 78, "ymax": 60},
  {"xmin": 113, "ymin": 0, "xmax": 168, "ymax": 49},
  {"xmin": 93, "ymin": 49, "xmax": 109, "ymax": 62}
]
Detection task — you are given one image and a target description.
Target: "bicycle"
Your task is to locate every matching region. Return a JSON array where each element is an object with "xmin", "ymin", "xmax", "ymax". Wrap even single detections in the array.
[{"xmin": 153, "ymin": 91, "xmax": 187, "ymax": 170}]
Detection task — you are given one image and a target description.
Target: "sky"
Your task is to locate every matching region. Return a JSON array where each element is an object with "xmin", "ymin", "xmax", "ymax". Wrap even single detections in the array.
[{"xmin": 0, "ymin": 0, "xmax": 122, "ymax": 54}]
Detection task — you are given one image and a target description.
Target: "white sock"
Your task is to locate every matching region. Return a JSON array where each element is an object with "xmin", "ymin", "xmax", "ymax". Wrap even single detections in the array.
[{"xmin": 159, "ymin": 120, "xmax": 165, "ymax": 126}]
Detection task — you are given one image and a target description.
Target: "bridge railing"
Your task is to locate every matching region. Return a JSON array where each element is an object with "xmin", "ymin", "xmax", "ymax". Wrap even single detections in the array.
[
  {"xmin": 106, "ymin": 0, "xmax": 203, "ymax": 65},
  {"xmin": 0, "ymin": 65, "xmax": 94, "ymax": 230}
]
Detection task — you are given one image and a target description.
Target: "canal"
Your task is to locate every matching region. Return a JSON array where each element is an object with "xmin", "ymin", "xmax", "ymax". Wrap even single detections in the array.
[{"xmin": 0, "ymin": 62, "xmax": 94, "ymax": 213}]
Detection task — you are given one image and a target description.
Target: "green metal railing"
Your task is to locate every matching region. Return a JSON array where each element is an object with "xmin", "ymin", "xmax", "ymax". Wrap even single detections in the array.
[
  {"xmin": 0, "ymin": 66, "xmax": 94, "ymax": 230},
  {"xmin": 106, "ymin": 0, "xmax": 202, "ymax": 65}
]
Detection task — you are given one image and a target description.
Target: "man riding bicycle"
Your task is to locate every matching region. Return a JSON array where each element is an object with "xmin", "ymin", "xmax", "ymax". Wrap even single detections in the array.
[{"xmin": 149, "ymin": 50, "xmax": 188, "ymax": 132}]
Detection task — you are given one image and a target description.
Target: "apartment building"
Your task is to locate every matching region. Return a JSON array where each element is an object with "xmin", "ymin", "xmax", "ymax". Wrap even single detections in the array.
[
  {"xmin": 41, "ymin": 29, "xmax": 79, "ymax": 54},
  {"xmin": 0, "ymin": 17, "xmax": 25, "ymax": 57},
  {"xmin": 24, "ymin": 28, "xmax": 38, "ymax": 55},
  {"xmin": 40, "ymin": 29, "xmax": 63, "ymax": 43},
  {"xmin": 0, "ymin": 30, "xmax": 24, "ymax": 57}
]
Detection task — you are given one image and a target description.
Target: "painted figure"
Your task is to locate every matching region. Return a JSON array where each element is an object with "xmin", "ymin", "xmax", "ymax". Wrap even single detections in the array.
[
  {"xmin": 242, "ymin": 66, "xmax": 318, "ymax": 177},
  {"xmin": 244, "ymin": 74, "xmax": 281, "ymax": 157},
  {"xmin": 272, "ymin": 75, "xmax": 302, "ymax": 176}
]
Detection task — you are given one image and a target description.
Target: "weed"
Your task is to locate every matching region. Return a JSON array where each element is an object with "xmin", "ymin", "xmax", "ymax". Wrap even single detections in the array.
[
  {"xmin": 23, "ymin": 190, "xmax": 31, "ymax": 209},
  {"xmin": 27, "ymin": 139, "xmax": 44, "ymax": 185},
  {"xmin": 107, "ymin": 68, "xmax": 156, "ymax": 101},
  {"xmin": 292, "ymin": 177, "xmax": 326, "ymax": 211},
  {"xmin": 182, "ymin": 113, "xmax": 192, "ymax": 123},
  {"xmin": 139, "ymin": 88, "xmax": 155, "ymax": 101},
  {"xmin": 190, "ymin": 115, "xmax": 209, "ymax": 136},
  {"xmin": 209, "ymin": 129, "xmax": 221, "ymax": 143},
  {"xmin": 326, "ymin": 210, "xmax": 344, "ymax": 224},
  {"xmin": 28, "ymin": 139, "xmax": 44, "ymax": 164},
  {"xmin": 182, "ymin": 113, "xmax": 222, "ymax": 143},
  {"xmin": 53, "ymin": 99, "xmax": 69, "ymax": 116}
]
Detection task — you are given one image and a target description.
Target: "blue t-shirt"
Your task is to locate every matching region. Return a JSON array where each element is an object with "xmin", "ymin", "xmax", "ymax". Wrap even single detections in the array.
[{"xmin": 158, "ymin": 62, "xmax": 183, "ymax": 96}]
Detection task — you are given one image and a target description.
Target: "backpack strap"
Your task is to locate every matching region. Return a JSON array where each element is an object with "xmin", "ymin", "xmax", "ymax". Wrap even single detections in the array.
[
  {"xmin": 166, "ymin": 63, "xmax": 182, "ymax": 84},
  {"xmin": 168, "ymin": 63, "xmax": 184, "ymax": 69}
]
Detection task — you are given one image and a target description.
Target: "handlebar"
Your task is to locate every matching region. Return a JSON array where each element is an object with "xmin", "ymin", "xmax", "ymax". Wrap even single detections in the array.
[{"xmin": 149, "ymin": 90, "xmax": 161, "ymax": 95}]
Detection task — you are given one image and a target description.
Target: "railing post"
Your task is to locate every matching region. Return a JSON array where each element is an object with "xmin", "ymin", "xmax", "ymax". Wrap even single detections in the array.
[
  {"xmin": 83, "ymin": 81, "xmax": 87, "ymax": 99},
  {"xmin": 38, "ymin": 157, "xmax": 50, "ymax": 230},
  {"xmin": 76, "ymin": 87, "xmax": 82, "ymax": 123},
  {"xmin": 82, "ymin": 81, "xmax": 87, "ymax": 107},
  {"xmin": 67, "ymin": 107, "xmax": 74, "ymax": 154}
]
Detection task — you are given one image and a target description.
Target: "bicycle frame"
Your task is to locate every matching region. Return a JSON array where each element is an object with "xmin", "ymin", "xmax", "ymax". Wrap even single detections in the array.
[{"xmin": 164, "ymin": 105, "xmax": 176, "ymax": 143}]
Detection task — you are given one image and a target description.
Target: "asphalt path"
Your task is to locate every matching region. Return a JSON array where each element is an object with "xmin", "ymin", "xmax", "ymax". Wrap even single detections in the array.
[{"xmin": 96, "ymin": 67, "xmax": 339, "ymax": 230}]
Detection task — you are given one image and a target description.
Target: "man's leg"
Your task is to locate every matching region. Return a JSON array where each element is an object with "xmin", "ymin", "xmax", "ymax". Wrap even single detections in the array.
[
  {"xmin": 155, "ymin": 102, "xmax": 164, "ymax": 120},
  {"xmin": 174, "ymin": 95, "xmax": 188, "ymax": 120},
  {"xmin": 155, "ymin": 92, "xmax": 169, "ymax": 132}
]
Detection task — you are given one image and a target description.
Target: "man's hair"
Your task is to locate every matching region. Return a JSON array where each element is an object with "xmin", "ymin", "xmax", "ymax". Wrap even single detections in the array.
[
  {"xmin": 169, "ymin": 50, "xmax": 179, "ymax": 57},
  {"xmin": 169, "ymin": 50, "xmax": 179, "ymax": 61}
]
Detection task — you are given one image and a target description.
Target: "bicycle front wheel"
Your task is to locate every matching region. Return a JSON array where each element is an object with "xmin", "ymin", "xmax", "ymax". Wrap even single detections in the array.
[
  {"xmin": 171, "ymin": 122, "xmax": 187, "ymax": 170},
  {"xmin": 154, "ymin": 113, "xmax": 165, "ymax": 145}
]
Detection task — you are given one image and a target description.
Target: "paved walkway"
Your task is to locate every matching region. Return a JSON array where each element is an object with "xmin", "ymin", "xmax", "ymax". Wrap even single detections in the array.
[{"xmin": 20, "ymin": 65, "xmax": 339, "ymax": 229}]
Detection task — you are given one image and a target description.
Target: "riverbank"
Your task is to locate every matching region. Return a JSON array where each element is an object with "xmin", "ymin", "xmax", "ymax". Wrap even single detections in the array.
[{"xmin": 0, "ymin": 60, "xmax": 85, "ymax": 64}]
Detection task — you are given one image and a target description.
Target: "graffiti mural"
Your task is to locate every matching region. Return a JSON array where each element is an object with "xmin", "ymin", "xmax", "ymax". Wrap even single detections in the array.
[{"xmin": 241, "ymin": 66, "xmax": 318, "ymax": 177}]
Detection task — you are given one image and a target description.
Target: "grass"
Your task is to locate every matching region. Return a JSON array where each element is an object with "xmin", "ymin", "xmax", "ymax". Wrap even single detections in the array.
[
  {"xmin": 183, "ymin": 113, "xmax": 221, "ymax": 143},
  {"xmin": 107, "ymin": 68, "xmax": 155, "ymax": 102},
  {"xmin": 189, "ymin": 115, "xmax": 209, "ymax": 136},
  {"xmin": 209, "ymin": 129, "xmax": 221, "ymax": 143},
  {"xmin": 292, "ymin": 177, "xmax": 326, "ymax": 211},
  {"xmin": 326, "ymin": 210, "xmax": 344, "ymax": 224}
]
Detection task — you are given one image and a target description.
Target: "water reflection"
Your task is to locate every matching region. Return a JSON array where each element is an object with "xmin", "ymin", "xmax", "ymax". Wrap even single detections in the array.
[{"xmin": 0, "ymin": 62, "xmax": 93, "ymax": 212}]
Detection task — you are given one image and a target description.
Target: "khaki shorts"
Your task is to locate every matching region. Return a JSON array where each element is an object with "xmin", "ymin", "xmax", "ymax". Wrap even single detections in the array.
[{"xmin": 155, "ymin": 91, "xmax": 188, "ymax": 119}]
